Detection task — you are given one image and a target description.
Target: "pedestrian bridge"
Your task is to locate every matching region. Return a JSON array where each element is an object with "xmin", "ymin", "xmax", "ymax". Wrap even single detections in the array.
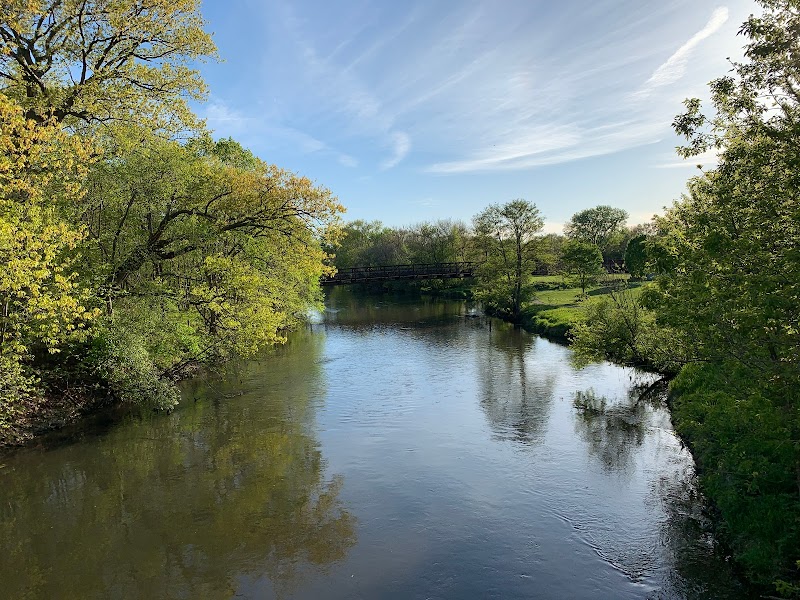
[{"xmin": 322, "ymin": 262, "xmax": 477, "ymax": 286}]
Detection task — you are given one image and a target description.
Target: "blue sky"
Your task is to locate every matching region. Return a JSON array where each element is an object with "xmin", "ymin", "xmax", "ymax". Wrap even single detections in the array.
[{"xmin": 196, "ymin": 0, "xmax": 754, "ymax": 231}]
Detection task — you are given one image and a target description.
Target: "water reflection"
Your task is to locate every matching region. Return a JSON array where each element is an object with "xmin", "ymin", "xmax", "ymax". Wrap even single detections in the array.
[
  {"xmin": 477, "ymin": 321, "xmax": 556, "ymax": 445},
  {"xmin": 572, "ymin": 386, "xmax": 652, "ymax": 473},
  {"xmin": 0, "ymin": 291, "xmax": 753, "ymax": 599},
  {"xmin": 0, "ymin": 330, "xmax": 355, "ymax": 600},
  {"xmin": 569, "ymin": 381, "xmax": 749, "ymax": 598},
  {"xmin": 323, "ymin": 287, "xmax": 466, "ymax": 331}
]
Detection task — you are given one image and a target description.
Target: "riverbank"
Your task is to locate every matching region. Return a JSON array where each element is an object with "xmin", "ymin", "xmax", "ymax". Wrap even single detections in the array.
[{"xmin": 510, "ymin": 278, "xmax": 798, "ymax": 596}]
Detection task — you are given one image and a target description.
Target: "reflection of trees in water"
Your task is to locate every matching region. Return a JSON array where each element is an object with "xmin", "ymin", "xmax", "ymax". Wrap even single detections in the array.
[
  {"xmin": 324, "ymin": 287, "xmax": 466, "ymax": 329},
  {"xmin": 477, "ymin": 321, "xmax": 556, "ymax": 445},
  {"xmin": 651, "ymin": 465, "xmax": 748, "ymax": 599},
  {"xmin": 574, "ymin": 381, "xmax": 748, "ymax": 597},
  {"xmin": 323, "ymin": 288, "xmax": 484, "ymax": 354},
  {"xmin": 0, "ymin": 331, "xmax": 356, "ymax": 599},
  {"xmin": 572, "ymin": 380, "xmax": 670, "ymax": 473},
  {"xmin": 572, "ymin": 386, "xmax": 651, "ymax": 474}
]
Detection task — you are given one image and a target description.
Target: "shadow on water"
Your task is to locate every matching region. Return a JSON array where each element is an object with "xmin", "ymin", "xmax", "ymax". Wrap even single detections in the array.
[{"xmin": 0, "ymin": 329, "xmax": 356, "ymax": 600}]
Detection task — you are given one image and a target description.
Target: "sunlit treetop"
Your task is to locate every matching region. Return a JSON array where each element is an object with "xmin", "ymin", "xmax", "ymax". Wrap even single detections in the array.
[{"xmin": 0, "ymin": 0, "xmax": 216, "ymax": 132}]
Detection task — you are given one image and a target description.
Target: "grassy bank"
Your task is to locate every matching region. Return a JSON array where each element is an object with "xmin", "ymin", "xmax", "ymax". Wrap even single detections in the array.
[{"xmin": 518, "ymin": 276, "xmax": 642, "ymax": 343}]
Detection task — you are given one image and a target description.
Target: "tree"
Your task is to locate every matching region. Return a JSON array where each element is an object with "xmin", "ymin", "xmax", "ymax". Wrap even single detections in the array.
[
  {"xmin": 78, "ymin": 128, "xmax": 344, "ymax": 377},
  {"xmin": 0, "ymin": 93, "xmax": 99, "ymax": 442},
  {"xmin": 623, "ymin": 234, "xmax": 648, "ymax": 279},
  {"xmin": 361, "ymin": 227, "xmax": 409, "ymax": 266},
  {"xmin": 649, "ymin": 0, "xmax": 800, "ymax": 587},
  {"xmin": 329, "ymin": 220, "xmax": 384, "ymax": 270},
  {"xmin": 0, "ymin": 0, "xmax": 216, "ymax": 129},
  {"xmin": 537, "ymin": 233, "xmax": 566, "ymax": 275},
  {"xmin": 473, "ymin": 199, "xmax": 544, "ymax": 322},
  {"xmin": 560, "ymin": 240, "xmax": 603, "ymax": 295},
  {"xmin": 564, "ymin": 205, "xmax": 628, "ymax": 257},
  {"xmin": 407, "ymin": 220, "xmax": 469, "ymax": 264}
]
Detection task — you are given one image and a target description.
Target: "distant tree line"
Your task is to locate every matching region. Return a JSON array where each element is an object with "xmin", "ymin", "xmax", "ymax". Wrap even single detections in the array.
[{"xmin": 330, "ymin": 203, "xmax": 655, "ymax": 319}]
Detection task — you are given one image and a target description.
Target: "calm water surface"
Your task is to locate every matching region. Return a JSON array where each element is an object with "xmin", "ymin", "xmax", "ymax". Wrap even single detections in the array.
[{"xmin": 0, "ymin": 290, "xmax": 747, "ymax": 599}]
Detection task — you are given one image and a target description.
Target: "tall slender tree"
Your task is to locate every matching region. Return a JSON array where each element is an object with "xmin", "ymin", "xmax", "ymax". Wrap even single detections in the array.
[{"xmin": 473, "ymin": 199, "xmax": 544, "ymax": 322}]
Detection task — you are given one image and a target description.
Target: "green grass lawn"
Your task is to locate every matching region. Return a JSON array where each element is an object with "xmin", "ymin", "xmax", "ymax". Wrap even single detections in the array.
[{"xmin": 521, "ymin": 276, "xmax": 643, "ymax": 342}]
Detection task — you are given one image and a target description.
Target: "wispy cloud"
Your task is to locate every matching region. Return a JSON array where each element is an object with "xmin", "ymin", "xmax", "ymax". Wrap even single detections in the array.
[
  {"xmin": 635, "ymin": 7, "xmax": 729, "ymax": 99},
  {"xmin": 204, "ymin": 101, "xmax": 253, "ymax": 136},
  {"xmin": 339, "ymin": 154, "xmax": 359, "ymax": 168},
  {"xmin": 381, "ymin": 131, "xmax": 411, "ymax": 170},
  {"xmin": 207, "ymin": 0, "xmax": 742, "ymax": 177},
  {"xmin": 427, "ymin": 121, "xmax": 666, "ymax": 173},
  {"xmin": 427, "ymin": 125, "xmax": 581, "ymax": 173},
  {"xmin": 202, "ymin": 99, "xmax": 358, "ymax": 166}
]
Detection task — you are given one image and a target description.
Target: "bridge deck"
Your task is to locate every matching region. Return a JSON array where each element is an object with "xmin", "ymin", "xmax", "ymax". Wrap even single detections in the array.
[{"xmin": 322, "ymin": 262, "xmax": 477, "ymax": 286}]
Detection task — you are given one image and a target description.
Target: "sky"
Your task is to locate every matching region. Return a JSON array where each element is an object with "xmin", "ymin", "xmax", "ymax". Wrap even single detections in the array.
[{"xmin": 195, "ymin": 0, "xmax": 756, "ymax": 232}]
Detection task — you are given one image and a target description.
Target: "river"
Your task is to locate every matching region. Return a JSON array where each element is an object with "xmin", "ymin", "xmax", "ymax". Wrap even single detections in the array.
[{"xmin": 0, "ymin": 290, "xmax": 747, "ymax": 599}]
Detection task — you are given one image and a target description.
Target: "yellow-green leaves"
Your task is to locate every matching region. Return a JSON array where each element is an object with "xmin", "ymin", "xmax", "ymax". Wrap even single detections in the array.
[
  {"xmin": 0, "ymin": 95, "xmax": 98, "ymax": 361},
  {"xmin": 0, "ymin": 0, "xmax": 216, "ymax": 132},
  {"xmin": 82, "ymin": 130, "xmax": 343, "ymax": 376},
  {"xmin": 0, "ymin": 94, "xmax": 100, "ymax": 442}
]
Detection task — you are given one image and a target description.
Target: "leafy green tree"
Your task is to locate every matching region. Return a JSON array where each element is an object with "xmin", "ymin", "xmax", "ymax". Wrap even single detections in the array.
[
  {"xmin": 570, "ymin": 283, "xmax": 688, "ymax": 374},
  {"xmin": 329, "ymin": 220, "xmax": 384, "ymax": 270},
  {"xmin": 649, "ymin": 0, "xmax": 800, "ymax": 588},
  {"xmin": 473, "ymin": 199, "xmax": 544, "ymax": 322},
  {"xmin": 0, "ymin": 0, "xmax": 216, "ymax": 130},
  {"xmin": 564, "ymin": 205, "xmax": 628, "ymax": 257},
  {"xmin": 623, "ymin": 234, "xmax": 648, "ymax": 279},
  {"xmin": 560, "ymin": 239, "xmax": 603, "ymax": 295},
  {"xmin": 361, "ymin": 227, "xmax": 409, "ymax": 266},
  {"xmin": 537, "ymin": 233, "xmax": 566, "ymax": 275},
  {"xmin": 79, "ymin": 128, "xmax": 343, "ymax": 380},
  {"xmin": 0, "ymin": 94, "xmax": 99, "ymax": 443},
  {"xmin": 406, "ymin": 220, "xmax": 469, "ymax": 264}
]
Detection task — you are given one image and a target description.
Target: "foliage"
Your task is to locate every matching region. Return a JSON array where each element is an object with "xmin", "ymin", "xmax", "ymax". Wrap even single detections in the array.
[
  {"xmin": 560, "ymin": 239, "xmax": 603, "ymax": 295},
  {"xmin": 0, "ymin": 0, "xmax": 216, "ymax": 131},
  {"xmin": 98, "ymin": 329, "xmax": 179, "ymax": 410},
  {"xmin": 570, "ymin": 282, "xmax": 687, "ymax": 374},
  {"xmin": 652, "ymin": 0, "xmax": 800, "ymax": 590},
  {"xmin": 406, "ymin": 220, "xmax": 470, "ymax": 264},
  {"xmin": 670, "ymin": 362, "xmax": 800, "ymax": 589},
  {"xmin": 329, "ymin": 220, "xmax": 407, "ymax": 269},
  {"xmin": 536, "ymin": 233, "xmax": 567, "ymax": 275},
  {"xmin": 78, "ymin": 128, "xmax": 343, "ymax": 378},
  {"xmin": 472, "ymin": 199, "xmax": 544, "ymax": 322},
  {"xmin": 623, "ymin": 234, "xmax": 648, "ymax": 279},
  {"xmin": 563, "ymin": 205, "xmax": 628, "ymax": 255},
  {"xmin": 0, "ymin": 0, "xmax": 342, "ymax": 439},
  {"xmin": 0, "ymin": 93, "xmax": 99, "ymax": 441}
]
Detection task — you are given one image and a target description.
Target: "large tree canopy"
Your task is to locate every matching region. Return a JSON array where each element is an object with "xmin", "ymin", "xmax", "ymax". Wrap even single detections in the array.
[
  {"xmin": 645, "ymin": 0, "xmax": 800, "ymax": 587},
  {"xmin": 0, "ymin": 0, "xmax": 215, "ymax": 129},
  {"xmin": 564, "ymin": 205, "xmax": 628, "ymax": 254},
  {"xmin": 0, "ymin": 2, "xmax": 345, "ymax": 441},
  {"xmin": 79, "ymin": 129, "xmax": 343, "ymax": 372}
]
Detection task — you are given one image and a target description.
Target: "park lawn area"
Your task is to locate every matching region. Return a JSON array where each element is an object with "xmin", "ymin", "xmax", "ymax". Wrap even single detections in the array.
[{"xmin": 521, "ymin": 276, "xmax": 644, "ymax": 342}]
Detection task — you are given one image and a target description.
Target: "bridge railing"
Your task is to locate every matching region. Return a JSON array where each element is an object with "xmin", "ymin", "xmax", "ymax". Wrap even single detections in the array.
[{"xmin": 322, "ymin": 262, "xmax": 477, "ymax": 285}]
